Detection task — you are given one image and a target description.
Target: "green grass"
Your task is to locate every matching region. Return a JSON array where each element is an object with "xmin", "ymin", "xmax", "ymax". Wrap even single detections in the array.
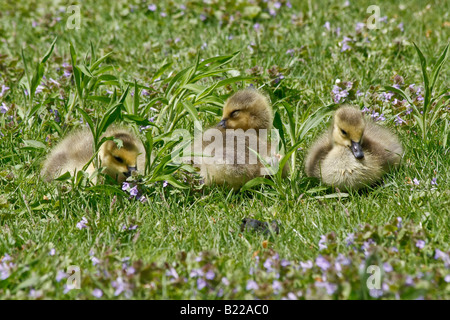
[{"xmin": 0, "ymin": 0, "xmax": 449, "ymax": 299}]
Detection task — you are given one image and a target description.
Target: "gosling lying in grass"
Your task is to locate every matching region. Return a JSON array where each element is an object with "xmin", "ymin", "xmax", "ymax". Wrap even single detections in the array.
[
  {"xmin": 305, "ymin": 105, "xmax": 403, "ymax": 190},
  {"xmin": 200, "ymin": 88, "xmax": 288, "ymax": 189},
  {"xmin": 41, "ymin": 127, "xmax": 145, "ymax": 183}
]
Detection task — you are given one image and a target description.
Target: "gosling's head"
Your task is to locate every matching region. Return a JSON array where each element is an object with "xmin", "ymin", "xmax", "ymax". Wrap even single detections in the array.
[
  {"xmin": 332, "ymin": 106, "xmax": 365, "ymax": 159},
  {"xmin": 99, "ymin": 131, "xmax": 141, "ymax": 182},
  {"xmin": 218, "ymin": 89, "xmax": 273, "ymax": 131}
]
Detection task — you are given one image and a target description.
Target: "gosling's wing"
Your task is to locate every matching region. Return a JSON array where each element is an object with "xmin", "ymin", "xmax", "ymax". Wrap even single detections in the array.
[
  {"xmin": 363, "ymin": 121, "xmax": 403, "ymax": 168},
  {"xmin": 41, "ymin": 129, "xmax": 94, "ymax": 180},
  {"xmin": 305, "ymin": 132, "xmax": 332, "ymax": 177}
]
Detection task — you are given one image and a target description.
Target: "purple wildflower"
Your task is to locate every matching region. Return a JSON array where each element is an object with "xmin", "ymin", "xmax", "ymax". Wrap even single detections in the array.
[
  {"xmin": 300, "ymin": 260, "xmax": 313, "ymax": 271},
  {"xmin": 56, "ymin": 270, "xmax": 67, "ymax": 282},
  {"xmin": 416, "ymin": 240, "xmax": 425, "ymax": 249},
  {"xmin": 346, "ymin": 233, "xmax": 355, "ymax": 246},
  {"xmin": 76, "ymin": 217, "xmax": 88, "ymax": 230},
  {"xmin": 281, "ymin": 259, "xmax": 290, "ymax": 267},
  {"xmin": 340, "ymin": 37, "xmax": 352, "ymax": 52},
  {"xmin": 395, "ymin": 115, "xmax": 406, "ymax": 126},
  {"xmin": 335, "ymin": 27, "xmax": 341, "ymax": 36},
  {"xmin": 49, "ymin": 248, "xmax": 56, "ymax": 256},
  {"xmin": 431, "ymin": 178, "xmax": 437, "ymax": 185},
  {"xmin": 92, "ymin": 288, "xmax": 103, "ymax": 298},
  {"xmin": 0, "ymin": 84, "xmax": 10, "ymax": 97},
  {"xmin": 112, "ymin": 277, "xmax": 128, "ymax": 296},
  {"xmin": 122, "ymin": 182, "xmax": 130, "ymax": 191},
  {"xmin": 148, "ymin": 4, "xmax": 157, "ymax": 11},
  {"xmin": 205, "ymin": 270, "xmax": 215, "ymax": 280},
  {"xmin": 318, "ymin": 235, "xmax": 327, "ymax": 251},
  {"xmin": 362, "ymin": 106, "xmax": 371, "ymax": 114},
  {"xmin": 0, "ymin": 102, "xmax": 8, "ymax": 114},
  {"xmin": 91, "ymin": 257, "xmax": 100, "ymax": 266},
  {"xmin": 272, "ymin": 280, "xmax": 282, "ymax": 294},
  {"xmin": 355, "ymin": 22, "xmax": 365, "ymax": 32},
  {"xmin": 383, "ymin": 92, "xmax": 394, "ymax": 101},
  {"xmin": 369, "ymin": 288, "xmax": 384, "ymax": 298},
  {"xmin": 434, "ymin": 249, "xmax": 449, "ymax": 261},
  {"xmin": 316, "ymin": 256, "xmax": 330, "ymax": 271},
  {"xmin": 315, "ymin": 281, "xmax": 337, "ymax": 295},
  {"xmin": 383, "ymin": 262, "xmax": 393, "ymax": 273},
  {"xmin": 0, "ymin": 262, "xmax": 12, "ymax": 280},
  {"xmin": 286, "ymin": 292, "xmax": 297, "ymax": 300},
  {"xmin": 197, "ymin": 278, "xmax": 207, "ymax": 290},
  {"xmin": 221, "ymin": 277, "xmax": 230, "ymax": 286},
  {"xmin": 253, "ymin": 23, "xmax": 260, "ymax": 31},
  {"xmin": 35, "ymin": 85, "xmax": 45, "ymax": 94},
  {"xmin": 405, "ymin": 276, "xmax": 414, "ymax": 286},
  {"xmin": 398, "ymin": 23, "xmax": 404, "ymax": 32},
  {"xmin": 413, "ymin": 178, "xmax": 420, "ymax": 185},
  {"xmin": 246, "ymin": 280, "xmax": 259, "ymax": 291},
  {"xmin": 264, "ymin": 258, "xmax": 274, "ymax": 272},
  {"xmin": 129, "ymin": 186, "xmax": 139, "ymax": 197}
]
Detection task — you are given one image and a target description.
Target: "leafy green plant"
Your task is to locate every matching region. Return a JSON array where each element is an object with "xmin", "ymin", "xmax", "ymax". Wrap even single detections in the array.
[
  {"xmin": 19, "ymin": 37, "xmax": 57, "ymax": 122},
  {"xmin": 385, "ymin": 43, "xmax": 449, "ymax": 143},
  {"xmin": 241, "ymin": 103, "xmax": 335, "ymax": 195}
]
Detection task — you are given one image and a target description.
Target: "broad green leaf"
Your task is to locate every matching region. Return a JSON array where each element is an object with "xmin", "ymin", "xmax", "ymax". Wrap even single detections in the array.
[
  {"xmin": 76, "ymin": 107, "xmax": 95, "ymax": 135},
  {"xmin": 152, "ymin": 61, "xmax": 173, "ymax": 82},
  {"xmin": 181, "ymin": 101, "xmax": 202, "ymax": 130},
  {"xmin": 54, "ymin": 171, "xmax": 72, "ymax": 181},
  {"xmin": 89, "ymin": 51, "xmax": 113, "ymax": 72},
  {"xmin": 430, "ymin": 43, "xmax": 449, "ymax": 94},
  {"xmin": 41, "ymin": 37, "xmax": 57, "ymax": 64},
  {"xmin": 241, "ymin": 177, "xmax": 275, "ymax": 191},
  {"xmin": 153, "ymin": 175, "xmax": 188, "ymax": 189},
  {"xmin": 23, "ymin": 139, "xmax": 46, "ymax": 149}
]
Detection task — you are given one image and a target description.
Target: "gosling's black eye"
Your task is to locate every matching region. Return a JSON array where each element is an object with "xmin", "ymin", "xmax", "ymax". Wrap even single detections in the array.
[
  {"xmin": 341, "ymin": 129, "xmax": 347, "ymax": 135},
  {"xmin": 114, "ymin": 156, "xmax": 124, "ymax": 163},
  {"xmin": 230, "ymin": 110, "xmax": 240, "ymax": 118}
]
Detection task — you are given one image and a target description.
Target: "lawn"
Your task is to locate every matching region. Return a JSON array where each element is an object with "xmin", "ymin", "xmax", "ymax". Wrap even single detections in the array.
[{"xmin": 0, "ymin": 0, "xmax": 449, "ymax": 300}]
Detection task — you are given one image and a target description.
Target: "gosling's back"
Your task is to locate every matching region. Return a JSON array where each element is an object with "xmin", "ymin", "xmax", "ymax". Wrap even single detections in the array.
[{"xmin": 41, "ymin": 129, "xmax": 95, "ymax": 181}]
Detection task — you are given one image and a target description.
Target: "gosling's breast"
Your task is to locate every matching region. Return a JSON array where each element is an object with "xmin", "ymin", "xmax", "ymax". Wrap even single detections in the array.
[{"xmin": 320, "ymin": 146, "xmax": 383, "ymax": 189}]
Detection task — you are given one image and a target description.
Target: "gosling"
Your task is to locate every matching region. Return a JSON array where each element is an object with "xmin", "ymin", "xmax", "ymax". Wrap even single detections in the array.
[
  {"xmin": 41, "ymin": 126, "xmax": 145, "ymax": 183},
  {"xmin": 199, "ymin": 88, "xmax": 288, "ymax": 189},
  {"xmin": 305, "ymin": 105, "xmax": 403, "ymax": 190}
]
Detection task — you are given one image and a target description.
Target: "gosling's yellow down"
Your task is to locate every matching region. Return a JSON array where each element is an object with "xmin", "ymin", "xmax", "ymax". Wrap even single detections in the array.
[
  {"xmin": 200, "ymin": 88, "xmax": 288, "ymax": 189},
  {"xmin": 305, "ymin": 105, "xmax": 403, "ymax": 190},
  {"xmin": 41, "ymin": 127, "xmax": 145, "ymax": 183}
]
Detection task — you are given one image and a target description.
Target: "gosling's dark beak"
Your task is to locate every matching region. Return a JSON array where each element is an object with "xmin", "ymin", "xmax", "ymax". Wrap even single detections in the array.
[
  {"xmin": 351, "ymin": 141, "xmax": 364, "ymax": 159},
  {"xmin": 217, "ymin": 119, "xmax": 227, "ymax": 129},
  {"xmin": 125, "ymin": 166, "xmax": 137, "ymax": 177}
]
